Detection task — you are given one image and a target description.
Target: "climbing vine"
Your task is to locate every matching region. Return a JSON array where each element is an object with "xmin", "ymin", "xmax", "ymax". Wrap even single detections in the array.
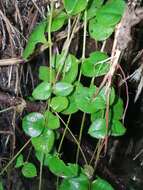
[{"xmin": 0, "ymin": 0, "xmax": 126, "ymax": 189}]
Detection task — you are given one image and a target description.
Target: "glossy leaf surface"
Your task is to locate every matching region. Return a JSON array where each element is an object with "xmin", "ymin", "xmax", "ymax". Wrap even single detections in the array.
[
  {"xmin": 82, "ymin": 51, "xmax": 109, "ymax": 77},
  {"xmin": 62, "ymin": 93, "xmax": 78, "ymax": 115},
  {"xmin": 74, "ymin": 85, "xmax": 105, "ymax": 113},
  {"xmin": 31, "ymin": 128, "xmax": 55, "ymax": 154},
  {"xmin": 48, "ymin": 155, "xmax": 79, "ymax": 178},
  {"xmin": 111, "ymin": 120, "xmax": 126, "ymax": 136},
  {"xmin": 44, "ymin": 111, "xmax": 60, "ymax": 129},
  {"xmin": 22, "ymin": 112, "xmax": 45, "ymax": 137},
  {"xmin": 91, "ymin": 177, "xmax": 114, "ymax": 190},
  {"xmin": 50, "ymin": 96, "xmax": 69, "ymax": 112},
  {"xmin": 53, "ymin": 82, "xmax": 73, "ymax": 96},
  {"xmin": 22, "ymin": 162, "xmax": 37, "ymax": 178},
  {"xmin": 32, "ymin": 82, "xmax": 52, "ymax": 100},
  {"xmin": 88, "ymin": 118, "xmax": 107, "ymax": 139},
  {"xmin": 59, "ymin": 174, "xmax": 89, "ymax": 190}
]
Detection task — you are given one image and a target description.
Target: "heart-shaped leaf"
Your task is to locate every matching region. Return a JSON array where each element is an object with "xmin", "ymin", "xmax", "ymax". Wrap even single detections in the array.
[
  {"xmin": 44, "ymin": 111, "xmax": 60, "ymax": 129},
  {"xmin": 39, "ymin": 66, "xmax": 56, "ymax": 82},
  {"xmin": 35, "ymin": 151, "xmax": 53, "ymax": 166},
  {"xmin": 111, "ymin": 97, "xmax": 124, "ymax": 120},
  {"xmin": 32, "ymin": 82, "xmax": 52, "ymax": 100},
  {"xmin": 59, "ymin": 174, "xmax": 89, "ymax": 190},
  {"xmin": 99, "ymin": 87, "xmax": 115, "ymax": 105},
  {"xmin": 47, "ymin": 155, "xmax": 79, "ymax": 178},
  {"xmin": 87, "ymin": 0, "xmax": 104, "ymax": 20},
  {"xmin": 91, "ymin": 177, "xmax": 114, "ymax": 190},
  {"xmin": 53, "ymin": 82, "xmax": 74, "ymax": 96},
  {"xmin": 96, "ymin": 0, "xmax": 125, "ymax": 27},
  {"xmin": 22, "ymin": 112, "xmax": 45, "ymax": 137},
  {"xmin": 31, "ymin": 128, "xmax": 55, "ymax": 154},
  {"xmin": 82, "ymin": 51, "xmax": 109, "ymax": 77},
  {"xmin": 88, "ymin": 118, "xmax": 107, "ymax": 139},
  {"xmin": 23, "ymin": 20, "xmax": 47, "ymax": 60},
  {"xmin": 62, "ymin": 93, "xmax": 78, "ymax": 115},
  {"xmin": 63, "ymin": 0, "xmax": 88, "ymax": 15},
  {"xmin": 111, "ymin": 120, "xmax": 126, "ymax": 136},
  {"xmin": 74, "ymin": 85, "xmax": 105, "ymax": 113},
  {"xmin": 53, "ymin": 53, "xmax": 79, "ymax": 83},
  {"xmin": 15, "ymin": 154, "xmax": 24, "ymax": 168},
  {"xmin": 51, "ymin": 11, "xmax": 67, "ymax": 32},
  {"xmin": 22, "ymin": 162, "xmax": 37, "ymax": 178},
  {"xmin": 91, "ymin": 110, "xmax": 105, "ymax": 122},
  {"xmin": 50, "ymin": 96, "xmax": 69, "ymax": 112},
  {"xmin": 89, "ymin": 18, "xmax": 114, "ymax": 41}
]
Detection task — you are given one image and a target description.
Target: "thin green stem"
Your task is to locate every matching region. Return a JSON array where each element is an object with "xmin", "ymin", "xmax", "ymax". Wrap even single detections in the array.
[
  {"xmin": 76, "ymin": 10, "xmax": 87, "ymax": 164},
  {"xmin": 55, "ymin": 112, "xmax": 88, "ymax": 165},
  {"xmin": 58, "ymin": 115, "xmax": 71, "ymax": 153},
  {"xmin": 76, "ymin": 112, "xmax": 86, "ymax": 163},
  {"xmin": 38, "ymin": 153, "xmax": 44, "ymax": 190},
  {"xmin": 0, "ymin": 139, "xmax": 31, "ymax": 176},
  {"xmin": 55, "ymin": 15, "xmax": 80, "ymax": 82},
  {"xmin": 78, "ymin": 10, "xmax": 87, "ymax": 82},
  {"xmin": 48, "ymin": 1, "xmax": 54, "ymax": 84}
]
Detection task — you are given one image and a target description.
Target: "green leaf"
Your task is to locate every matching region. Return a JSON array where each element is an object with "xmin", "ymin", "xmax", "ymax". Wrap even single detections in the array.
[
  {"xmin": 62, "ymin": 54, "xmax": 79, "ymax": 83},
  {"xmin": 31, "ymin": 128, "xmax": 55, "ymax": 154},
  {"xmin": 87, "ymin": 0, "xmax": 104, "ymax": 20},
  {"xmin": 63, "ymin": 0, "xmax": 88, "ymax": 15},
  {"xmin": 92, "ymin": 177, "xmax": 114, "ymax": 190},
  {"xmin": 111, "ymin": 120, "xmax": 126, "ymax": 136},
  {"xmin": 22, "ymin": 112, "xmax": 45, "ymax": 137},
  {"xmin": 39, "ymin": 66, "xmax": 56, "ymax": 82},
  {"xmin": 0, "ymin": 180, "xmax": 4, "ymax": 190},
  {"xmin": 51, "ymin": 11, "xmax": 67, "ymax": 32},
  {"xmin": 53, "ymin": 82, "xmax": 73, "ymax": 96},
  {"xmin": 96, "ymin": 0, "xmax": 125, "ymax": 27},
  {"xmin": 99, "ymin": 87, "xmax": 115, "ymax": 105},
  {"xmin": 44, "ymin": 111, "xmax": 60, "ymax": 129},
  {"xmin": 48, "ymin": 155, "xmax": 79, "ymax": 178},
  {"xmin": 15, "ymin": 154, "xmax": 24, "ymax": 168},
  {"xmin": 88, "ymin": 118, "xmax": 107, "ymax": 139},
  {"xmin": 32, "ymin": 82, "xmax": 52, "ymax": 100},
  {"xmin": 59, "ymin": 174, "xmax": 89, "ymax": 190},
  {"xmin": 22, "ymin": 162, "xmax": 37, "ymax": 178},
  {"xmin": 23, "ymin": 20, "xmax": 47, "ymax": 60},
  {"xmin": 62, "ymin": 93, "xmax": 78, "ymax": 115},
  {"xmin": 81, "ymin": 51, "xmax": 109, "ymax": 77},
  {"xmin": 50, "ymin": 96, "xmax": 69, "ymax": 112},
  {"xmin": 35, "ymin": 152, "xmax": 50, "ymax": 166},
  {"xmin": 89, "ymin": 18, "xmax": 114, "ymax": 41},
  {"xmin": 111, "ymin": 97, "xmax": 124, "ymax": 120},
  {"xmin": 53, "ymin": 53, "xmax": 79, "ymax": 83},
  {"xmin": 74, "ymin": 85, "xmax": 105, "ymax": 113},
  {"xmin": 91, "ymin": 110, "xmax": 105, "ymax": 122}
]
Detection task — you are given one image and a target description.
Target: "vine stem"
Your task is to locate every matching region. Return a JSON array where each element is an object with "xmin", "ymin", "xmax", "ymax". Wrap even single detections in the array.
[
  {"xmin": 38, "ymin": 153, "xmax": 44, "ymax": 190},
  {"xmin": 55, "ymin": 15, "xmax": 80, "ymax": 81},
  {"xmin": 48, "ymin": 0, "xmax": 54, "ymax": 83},
  {"xmin": 75, "ymin": 9, "xmax": 87, "ymax": 164},
  {"xmin": 58, "ymin": 114, "xmax": 71, "ymax": 153},
  {"xmin": 55, "ymin": 112, "xmax": 88, "ymax": 165},
  {"xmin": 0, "ymin": 139, "xmax": 31, "ymax": 176}
]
